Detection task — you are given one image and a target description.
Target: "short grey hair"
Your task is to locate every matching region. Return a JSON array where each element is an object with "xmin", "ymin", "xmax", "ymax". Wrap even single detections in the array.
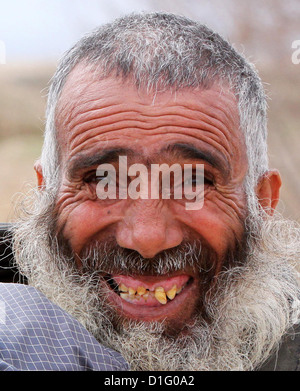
[{"xmin": 41, "ymin": 12, "xmax": 269, "ymax": 204}]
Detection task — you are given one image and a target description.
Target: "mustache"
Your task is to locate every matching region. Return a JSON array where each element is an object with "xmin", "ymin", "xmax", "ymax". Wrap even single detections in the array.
[
  {"xmin": 55, "ymin": 229, "xmax": 249, "ymax": 281},
  {"xmin": 78, "ymin": 239, "xmax": 217, "ymax": 277}
]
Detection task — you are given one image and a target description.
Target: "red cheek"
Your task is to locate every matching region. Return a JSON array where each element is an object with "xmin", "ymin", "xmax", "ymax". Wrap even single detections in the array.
[
  {"xmin": 58, "ymin": 201, "xmax": 121, "ymax": 255},
  {"xmin": 176, "ymin": 205, "xmax": 245, "ymax": 259}
]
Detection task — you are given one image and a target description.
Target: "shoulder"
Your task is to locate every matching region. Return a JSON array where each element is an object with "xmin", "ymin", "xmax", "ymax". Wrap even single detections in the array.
[{"xmin": 0, "ymin": 283, "xmax": 129, "ymax": 371}]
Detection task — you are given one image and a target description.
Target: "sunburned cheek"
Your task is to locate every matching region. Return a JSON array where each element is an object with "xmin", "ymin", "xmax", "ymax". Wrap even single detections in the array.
[
  {"xmin": 184, "ymin": 206, "xmax": 245, "ymax": 258},
  {"xmin": 57, "ymin": 201, "xmax": 116, "ymax": 254}
]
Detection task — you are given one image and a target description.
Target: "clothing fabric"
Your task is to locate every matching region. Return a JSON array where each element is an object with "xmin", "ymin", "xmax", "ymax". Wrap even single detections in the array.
[
  {"xmin": 258, "ymin": 325, "xmax": 300, "ymax": 371},
  {"xmin": 0, "ymin": 283, "xmax": 129, "ymax": 371}
]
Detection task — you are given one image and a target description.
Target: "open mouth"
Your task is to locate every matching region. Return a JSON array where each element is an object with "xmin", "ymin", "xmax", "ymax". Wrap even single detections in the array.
[
  {"xmin": 103, "ymin": 273, "xmax": 198, "ymax": 322},
  {"xmin": 106, "ymin": 274, "xmax": 193, "ymax": 305}
]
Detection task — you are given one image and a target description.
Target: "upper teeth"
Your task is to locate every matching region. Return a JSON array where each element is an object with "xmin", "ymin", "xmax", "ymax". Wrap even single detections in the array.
[
  {"xmin": 137, "ymin": 286, "xmax": 146, "ymax": 296},
  {"xmin": 118, "ymin": 283, "xmax": 182, "ymax": 305},
  {"xmin": 154, "ymin": 287, "xmax": 167, "ymax": 304}
]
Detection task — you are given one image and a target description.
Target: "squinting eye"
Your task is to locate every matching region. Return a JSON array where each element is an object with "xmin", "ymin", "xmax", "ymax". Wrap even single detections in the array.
[
  {"xmin": 83, "ymin": 172, "xmax": 101, "ymax": 183},
  {"xmin": 84, "ymin": 172, "xmax": 116, "ymax": 185},
  {"xmin": 184, "ymin": 175, "xmax": 202, "ymax": 187},
  {"xmin": 183, "ymin": 175, "xmax": 213, "ymax": 186}
]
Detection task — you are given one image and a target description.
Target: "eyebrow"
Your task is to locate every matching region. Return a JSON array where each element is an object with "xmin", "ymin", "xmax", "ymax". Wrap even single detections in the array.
[
  {"xmin": 67, "ymin": 147, "xmax": 134, "ymax": 179},
  {"xmin": 67, "ymin": 143, "xmax": 230, "ymax": 180},
  {"xmin": 162, "ymin": 143, "xmax": 230, "ymax": 178}
]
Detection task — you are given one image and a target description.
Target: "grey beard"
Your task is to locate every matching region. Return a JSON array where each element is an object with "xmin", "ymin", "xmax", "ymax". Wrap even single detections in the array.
[{"xmin": 11, "ymin": 188, "xmax": 300, "ymax": 370}]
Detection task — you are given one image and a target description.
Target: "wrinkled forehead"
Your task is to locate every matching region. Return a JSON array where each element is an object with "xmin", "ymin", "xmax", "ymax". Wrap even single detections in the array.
[
  {"xmin": 56, "ymin": 62, "xmax": 240, "ymax": 120},
  {"xmin": 55, "ymin": 63, "xmax": 245, "ymax": 168}
]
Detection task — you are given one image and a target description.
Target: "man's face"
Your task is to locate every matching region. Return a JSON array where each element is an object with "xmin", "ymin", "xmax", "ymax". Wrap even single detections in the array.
[{"xmin": 52, "ymin": 65, "xmax": 248, "ymax": 331}]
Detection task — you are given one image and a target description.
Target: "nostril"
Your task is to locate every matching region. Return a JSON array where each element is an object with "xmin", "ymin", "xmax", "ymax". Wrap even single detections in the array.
[{"xmin": 116, "ymin": 210, "xmax": 184, "ymax": 259}]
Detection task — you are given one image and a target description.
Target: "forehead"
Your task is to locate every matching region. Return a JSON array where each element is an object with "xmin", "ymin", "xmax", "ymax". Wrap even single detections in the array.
[{"xmin": 56, "ymin": 64, "xmax": 246, "ymax": 171}]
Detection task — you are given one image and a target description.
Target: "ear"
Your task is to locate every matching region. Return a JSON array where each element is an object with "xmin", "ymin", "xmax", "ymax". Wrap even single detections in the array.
[
  {"xmin": 34, "ymin": 160, "xmax": 45, "ymax": 188},
  {"xmin": 255, "ymin": 170, "xmax": 282, "ymax": 215}
]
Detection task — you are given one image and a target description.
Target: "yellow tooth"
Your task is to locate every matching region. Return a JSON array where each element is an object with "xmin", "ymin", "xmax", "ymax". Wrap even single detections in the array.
[
  {"xmin": 166, "ymin": 285, "xmax": 177, "ymax": 300},
  {"xmin": 155, "ymin": 292, "xmax": 167, "ymax": 304},
  {"xmin": 120, "ymin": 292, "xmax": 129, "ymax": 300},
  {"xmin": 128, "ymin": 287, "xmax": 136, "ymax": 296},
  {"xmin": 176, "ymin": 286, "xmax": 183, "ymax": 294},
  {"xmin": 154, "ymin": 287, "xmax": 167, "ymax": 305},
  {"xmin": 137, "ymin": 286, "xmax": 146, "ymax": 296},
  {"xmin": 142, "ymin": 292, "xmax": 149, "ymax": 301},
  {"xmin": 118, "ymin": 283, "xmax": 129, "ymax": 292}
]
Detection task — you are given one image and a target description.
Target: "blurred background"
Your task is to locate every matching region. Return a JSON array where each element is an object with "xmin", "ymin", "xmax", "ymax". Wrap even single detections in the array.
[{"xmin": 0, "ymin": 0, "xmax": 299, "ymax": 222}]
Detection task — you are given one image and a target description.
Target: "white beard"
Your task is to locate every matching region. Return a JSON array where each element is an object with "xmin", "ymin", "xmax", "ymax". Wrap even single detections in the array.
[{"xmin": 11, "ymin": 189, "xmax": 300, "ymax": 371}]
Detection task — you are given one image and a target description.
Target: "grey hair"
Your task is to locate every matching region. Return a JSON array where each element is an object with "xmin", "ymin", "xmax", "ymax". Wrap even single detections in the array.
[{"xmin": 41, "ymin": 12, "xmax": 269, "ymax": 203}]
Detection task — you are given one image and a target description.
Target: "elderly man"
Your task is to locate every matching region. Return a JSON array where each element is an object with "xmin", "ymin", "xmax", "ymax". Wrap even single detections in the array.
[{"xmin": 1, "ymin": 12, "xmax": 300, "ymax": 371}]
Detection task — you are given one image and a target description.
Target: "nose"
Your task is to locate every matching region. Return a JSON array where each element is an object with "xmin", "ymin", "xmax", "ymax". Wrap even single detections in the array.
[{"xmin": 116, "ymin": 200, "xmax": 183, "ymax": 258}]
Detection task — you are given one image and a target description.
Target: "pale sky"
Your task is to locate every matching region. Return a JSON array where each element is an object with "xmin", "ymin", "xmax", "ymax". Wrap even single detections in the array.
[
  {"xmin": 1, "ymin": 1, "xmax": 297, "ymax": 65},
  {"xmin": 0, "ymin": 0, "xmax": 229, "ymax": 61}
]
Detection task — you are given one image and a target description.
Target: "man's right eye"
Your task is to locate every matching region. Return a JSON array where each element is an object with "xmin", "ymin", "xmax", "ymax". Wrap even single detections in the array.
[
  {"xmin": 83, "ymin": 171, "xmax": 117, "ymax": 185},
  {"xmin": 83, "ymin": 172, "xmax": 106, "ymax": 183},
  {"xmin": 83, "ymin": 172, "xmax": 99, "ymax": 183}
]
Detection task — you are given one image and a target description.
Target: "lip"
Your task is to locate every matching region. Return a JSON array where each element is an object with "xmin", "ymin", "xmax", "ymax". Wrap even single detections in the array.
[{"xmin": 105, "ymin": 272, "xmax": 200, "ymax": 322}]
